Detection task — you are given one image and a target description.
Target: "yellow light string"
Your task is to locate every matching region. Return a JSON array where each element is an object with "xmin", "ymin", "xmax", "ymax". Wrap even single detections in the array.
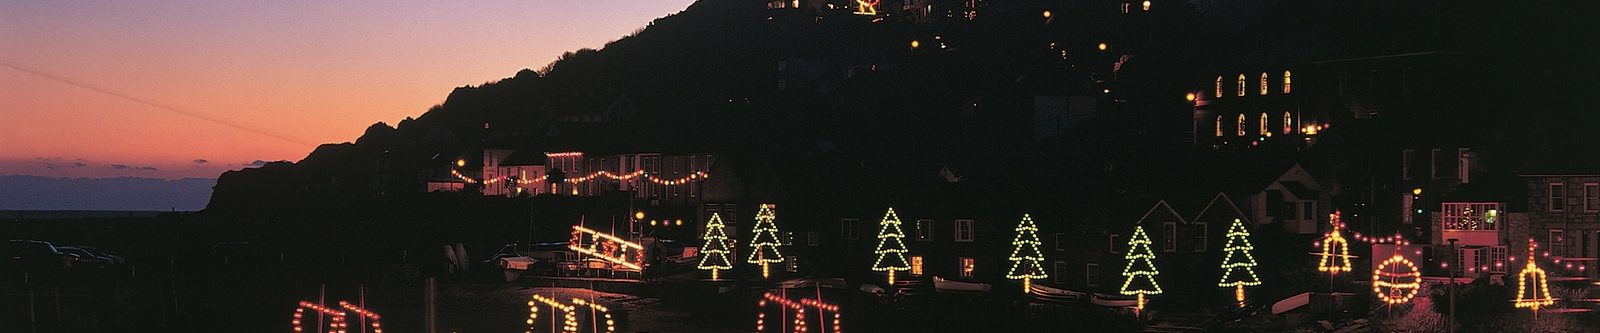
[
  {"xmin": 747, "ymin": 204, "xmax": 785, "ymax": 279},
  {"xmin": 1005, "ymin": 214, "xmax": 1048, "ymax": 293},
  {"xmin": 1317, "ymin": 211, "xmax": 1355, "ymax": 274},
  {"xmin": 1119, "ymin": 226, "xmax": 1163, "ymax": 315},
  {"xmin": 1217, "ymin": 219, "xmax": 1261, "ymax": 308},
  {"xmin": 293, "ymin": 301, "xmax": 349, "ymax": 333},
  {"xmin": 755, "ymin": 292, "xmax": 840, "ymax": 333},
  {"xmin": 697, "ymin": 213, "xmax": 734, "ymax": 280},
  {"xmin": 853, "ymin": 0, "xmax": 877, "ymax": 15},
  {"xmin": 527, "ymin": 294, "xmax": 578, "ymax": 333},
  {"xmin": 869, "ymin": 208, "xmax": 912, "ymax": 285},
  {"xmin": 570, "ymin": 225, "xmax": 646, "ymax": 270},
  {"xmin": 337, "ymin": 301, "xmax": 383, "ymax": 333},
  {"xmin": 1372, "ymin": 253, "xmax": 1421, "ymax": 304},
  {"xmin": 1514, "ymin": 239, "xmax": 1557, "ymax": 315}
]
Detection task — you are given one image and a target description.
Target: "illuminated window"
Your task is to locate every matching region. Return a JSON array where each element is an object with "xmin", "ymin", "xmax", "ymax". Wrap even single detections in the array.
[
  {"xmin": 1236, "ymin": 74, "xmax": 1246, "ymax": 97},
  {"xmin": 1283, "ymin": 70, "xmax": 1293, "ymax": 94},
  {"xmin": 960, "ymin": 257, "xmax": 975, "ymax": 277},
  {"xmin": 1283, "ymin": 112, "xmax": 1293, "ymax": 134},
  {"xmin": 1259, "ymin": 72, "xmax": 1269, "ymax": 95},
  {"xmin": 1259, "ymin": 113, "xmax": 1269, "ymax": 136},
  {"xmin": 1215, "ymin": 76, "xmax": 1223, "ymax": 98},
  {"xmin": 911, "ymin": 256, "xmax": 924, "ymax": 275},
  {"xmin": 1236, "ymin": 114, "xmax": 1246, "ymax": 137},
  {"xmin": 1215, "ymin": 116, "xmax": 1223, "ymax": 137}
]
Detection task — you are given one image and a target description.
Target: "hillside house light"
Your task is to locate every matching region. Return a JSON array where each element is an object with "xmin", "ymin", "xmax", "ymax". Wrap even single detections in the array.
[
  {"xmin": 1098, "ymin": 42, "xmax": 1109, "ymax": 51},
  {"xmin": 1185, "ymin": 92, "xmax": 1196, "ymax": 102},
  {"xmin": 1142, "ymin": 0, "xmax": 1151, "ymax": 11},
  {"xmin": 1413, "ymin": 188, "xmax": 1423, "ymax": 196},
  {"xmin": 456, "ymin": 159, "xmax": 466, "ymax": 167},
  {"xmin": 1042, "ymin": 10, "xmax": 1052, "ymax": 18},
  {"xmin": 910, "ymin": 40, "xmax": 920, "ymax": 49}
]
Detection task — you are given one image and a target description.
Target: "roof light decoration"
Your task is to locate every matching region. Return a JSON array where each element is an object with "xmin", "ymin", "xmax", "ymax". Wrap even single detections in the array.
[
  {"xmin": 853, "ymin": 0, "xmax": 877, "ymax": 15},
  {"xmin": 338, "ymin": 301, "xmax": 383, "ymax": 333},
  {"xmin": 756, "ymin": 291, "xmax": 840, "ymax": 333},
  {"xmin": 570, "ymin": 225, "xmax": 646, "ymax": 270},
  {"xmin": 1005, "ymin": 214, "xmax": 1048, "ymax": 293},
  {"xmin": 1217, "ymin": 219, "xmax": 1261, "ymax": 308},
  {"xmin": 1372, "ymin": 249, "xmax": 1421, "ymax": 305},
  {"xmin": 293, "ymin": 301, "xmax": 349, "ymax": 333},
  {"xmin": 1317, "ymin": 211, "xmax": 1354, "ymax": 274},
  {"xmin": 697, "ymin": 213, "xmax": 735, "ymax": 280},
  {"xmin": 748, "ymin": 204, "xmax": 786, "ymax": 279},
  {"xmin": 528, "ymin": 294, "xmax": 578, "ymax": 333},
  {"xmin": 1119, "ymin": 226, "xmax": 1163, "ymax": 316},
  {"xmin": 870, "ymin": 208, "xmax": 912, "ymax": 285},
  {"xmin": 1514, "ymin": 239, "xmax": 1557, "ymax": 317}
]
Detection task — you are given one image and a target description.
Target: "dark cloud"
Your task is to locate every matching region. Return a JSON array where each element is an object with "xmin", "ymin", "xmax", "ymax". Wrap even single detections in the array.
[
  {"xmin": 38, "ymin": 157, "xmax": 89, "ymax": 170},
  {"xmin": 193, "ymin": 159, "xmax": 209, "ymax": 165},
  {"xmin": 110, "ymin": 164, "xmax": 158, "ymax": 171},
  {"xmin": 248, "ymin": 160, "xmax": 269, "ymax": 167}
]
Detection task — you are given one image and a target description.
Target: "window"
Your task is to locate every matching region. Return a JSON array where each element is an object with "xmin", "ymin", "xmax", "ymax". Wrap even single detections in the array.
[
  {"xmin": 1193, "ymin": 223, "xmax": 1207, "ymax": 252},
  {"xmin": 911, "ymin": 256, "xmax": 924, "ymax": 276},
  {"xmin": 1259, "ymin": 72, "xmax": 1269, "ymax": 95},
  {"xmin": 1283, "ymin": 112, "xmax": 1293, "ymax": 134},
  {"xmin": 1457, "ymin": 148, "xmax": 1471, "ymax": 183},
  {"xmin": 1162, "ymin": 222, "xmax": 1177, "ymax": 252},
  {"xmin": 841, "ymin": 219, "xmax": 859, "ymax": 240},
  {"xmin": 1215, "ymin": 76, "xmax": 1223, "ymax": 98},
  {"xmin": 1215, "ymin": 116, "xmax": 1224, "ymax": 137},
  {"xmin": 1085, "ymin": 263, "xmax": 1101, "ymax": 287},
  {"xmin": 1441, "ymin": 202, "xmax": 1500, "ymax": 231},
  {"xmin": 1587, "ymin": 183, "xmax": 1599, "ymax": 212},
  {"xmin": 1302, "ymin": 201, "xmax": 1316, "ymax": 221},
  {"xmin": 781, "ymin": 231, "xmax": 795, "ymax": 246},
  {"xmin": 1282, "ymin": 70, "xmax": 1292, "ymax": 94},
  {"xmin": 1236, "ymin": 114, "xmax": 1246, "ymax": 137},
  {"xmin": 1055, "ymin": 233, "xmax": 1066, "ymax": 251},
  {"xmin": 1259, "ymin": 113, "xmax": 1269, "ymax": 136},
  {"xmin": 916, "ymin": 219, "xmax": 933, "ymax": 241},
  {"xmin": 1054, "ymin": 261, "xmax": 1069, "ymax": 284},
  {"xmin": 1430, "ymin": 149, "xmax": 1441, "ymax": 180},
  {"xmin": 1109, "ymin": 234, "xmax": 1121, "ymax": 253},
  {"xmin": 960, "ymin": 257, "xmax": 975, "ymax": 278},
  {"xmin": 807, "ymin": 231, "xmax": 819, "ymax": 246},
  {"xmin": 1490, "ymin": 246, "xmax": 1508, "ymax": 273},
  {"xmin": 1402, "ymin": 194, "xmax": 1414, "ymax": 224},
  {"xmin": 1551, "ymin": 183, "xmax": 1566, "ymax": 212},
  {"xmin": 1551, "ymin": 229, "xmax": 1565, "ymax": 248},
  {"xmin": 1402, "ymin": 149, "xmax": 1415, "ymax": 180},
  {"xmin": 1236, "ymin": 74, "xmax": 1247, "ymax": 97},
  {"xmin": 954, "ymin": 219, "xmax": 975, "ymax": 242},
  {"xmin": 786, "ymin": 256, "xmax": 799, "ymax": 272}
]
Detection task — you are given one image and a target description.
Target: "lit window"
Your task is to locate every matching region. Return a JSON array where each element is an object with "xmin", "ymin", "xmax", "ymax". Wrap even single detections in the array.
[
  {"xmin": 1283, "ymin": 112, "xmax": 1293, "ymax": 134},
  {"xmin": 1215, "ymin": 76, "xmax": 1223, "ymax": 98},
  {"xmin": 1236, "ymin": 74, "xmax": 1246, "ymax": 97},
  {"xmin": 1162, "ymin": 222, "xmax": 1177, "ymax": 252},
  {"xmin": 1282, "ymin": 70, "xmax": 1292, "ymax": 94},
  {"xmin": 1236, "ymin": 114, "xmax": 1246, "ymax": 137},
  {"xmin": 1551, "ymin": 183, "xmax": 1566, "ymax": 212},
  {"xmin": 1260, "ymin": 72, "xmax": 1269, "ymax": 95},
  {"xmin": 954, "ymin": 219, "xmax": 975, "ymax": 242},
  {"xmin": 960, "ymin": 257, "xmax": 975, "ymax": 277},
  {"xmin": 1215, "ymin": 116, "xmax": 1224, "ymax": 137},
  {"xmin": 911, "ymin": 256, "xmax": 924, "ymax": 275},
  {"xmin": 1259, "ymin": 113, "xmax": 1269, "ymax": 136}
]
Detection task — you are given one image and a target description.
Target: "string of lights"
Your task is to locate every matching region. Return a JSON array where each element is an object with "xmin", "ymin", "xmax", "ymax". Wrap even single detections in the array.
[
  {"xmin": 1371, "ymin": 253, "xmax": 1421, "ymax": 305},
  {"xmin": 870, "ymin": 208, "xmax": 912, "ymax": 285},
  {"xmin": 1514, "ymin": 239, "xmax": 1557, "ymax": 315},
  {"xmin": 452, "ymin": 168, "xmax": 710, "ymax": 187},
  {"xmin": 747, "ymin": 204, "xmax": 785, "ymax": 279},
  {"xmin": 337, "ymin": 301, "xmax": 383, "ymax": 333},
  {"xmin": 292, "ymin": 301, "xmax": 349, "ymax": 333},
  {"xmin": 1217, "ymin": 219, "xmax": 1261, "ymax": 307},
  {"xmin": 1004, "ymin": 214, "xmax": 1048, "ymax": 293},
  {"xmin": 697, "ymin": 213, "xmax": 734, "ymax": 280},
  {"xmin": 1119, "ymin": 225, "xmax": 1163, "ymax": 315},
  {"xmin": 756, "ymin": 291, "xmax": 840, "ymax": 333}
]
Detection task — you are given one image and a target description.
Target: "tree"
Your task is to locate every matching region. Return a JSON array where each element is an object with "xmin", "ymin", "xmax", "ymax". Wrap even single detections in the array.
[
  {"xmin": 1217, "ymin": 219, "xmax": 1261, "ymax": 307},
  {"xmin": 1005, "ymin": 214, "xmax": 1048, "ymax": 293},
  {"xmin": 698, "ymin": 212, "xmax": 733, "ymax": 280},
  {"xmin": 747, "ymin": 204, "xmax": 785, "ymax": 279},
  {"xmin": 871, "ymin": 208, "xmax": 911, "ymax": 285},
  {"xmin": 1120, "ymin": 225, "xmax": 1163, "ymax": 315}
]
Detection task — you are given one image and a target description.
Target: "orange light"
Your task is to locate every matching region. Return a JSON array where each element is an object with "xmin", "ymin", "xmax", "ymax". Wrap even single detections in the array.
[
  {"xmin": 1097, "ymin": 42, "xmax": 1108, "ymax": 51},
  {"xmin": 1142, "ymin": 0, "xmax": 1151, "ymax": 11},
  {"xmin": 1185, "ymin": 92, "xmax": 1196, "ymax": 101},
  {"xmin": 910, "ymin": 40, "xmax": 920, "ymax": 49},
  {"xmin": 1042, "ymin": 10, "xmax": 1051, "ymax": 18},
  {"xmin": 456, "ymin": 159, "xmax": 465, "ymax": 167},
  {"xmin": 635, "ymin": 211, "xmax": 645, "ymax": 220}
]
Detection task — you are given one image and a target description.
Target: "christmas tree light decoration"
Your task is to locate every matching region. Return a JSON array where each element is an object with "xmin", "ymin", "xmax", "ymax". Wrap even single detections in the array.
[
  {"xmin": 870, "ymin": 208, "xmax": 912, "ymax": 285},
  {"xmin": 337, "ymin": 301, "xmax": 383, "ymax": 333},
  {"xmin": 748, "ymin": 204, "xmax": 786, "ymax": 279},
  {"xmin": 698, "ymin": 213, "xmax": 734, "ymax": 280},
  {"xmin": 1317, "ymin": 211, "xmax": 1354, "ymax": 274},
  {"xmin": 1217, "ymin": 219, "xmax": 1261, "ymax": 308},
  {"xmin": 293, "ymin": 301, "xmax": 349, "ymax": 333},
  {"xmin": 1371, "ymin": 253, "xmax": 1421, "ymax": 305},
  {"xmin": 853, "ymin": 0, "xmax": 877, "ymax": 15},
  {"xmin": 528, "ymin": 294, "xmax": 578, "ymax": 333},
  {"xmin": 1119, "ymin": 226, "xmax": 1163, "ymax": 315},
  {"xmin": 1514, "ymin": 239, "xmax": 1557, "ymax": 316},
  {"xmin": 1005, "ymin": 214, "xmax": 1048, "ymax": 293}
]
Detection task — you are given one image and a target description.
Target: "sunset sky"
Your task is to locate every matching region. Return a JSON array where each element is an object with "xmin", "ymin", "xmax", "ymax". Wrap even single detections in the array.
[{"xmin": 0, "ymin": 0, "xmax": 696, "ymax": 179}]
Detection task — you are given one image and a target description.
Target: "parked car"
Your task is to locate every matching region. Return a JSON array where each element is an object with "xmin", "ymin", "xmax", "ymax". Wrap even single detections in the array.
[
  {"xmin": 71, "ymin": 245, "xmax": 126, "ymax": 265},
  {"xmin": 3, "ymin": 240, "xmax": 74, "ymax": 271},
  {"xmin": 56, "ymin": 246, "xmax": 118, "ymax": 268}
]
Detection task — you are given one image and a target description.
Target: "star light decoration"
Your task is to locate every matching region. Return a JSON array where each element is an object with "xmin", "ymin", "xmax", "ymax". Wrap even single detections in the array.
[
  {"xmin": 1513, "ymin": 238, "xmax": 1557, "ymax": 316},
  {"xmin": 1316, "ymin": 211, "xmax": 1355, "ymax": 274},
  {"xmin": 870, "ymin": 208, "xmax": 912, "ymax": 285},
  {"xmin": 1004, "ymin": 214, "xmax": 1048, "ymax": 293},
  {"xmin": 1217, "ymin": 219, "xmax": 1261, "ymax": 308},
  {"xmin": 697, "ymin": 213, "xmax": 735, "ymax": 280},
  {"xmin": 1372, "ymin": 251, "xmax": 1422, "ymax": 305},
  {"xmin": 747, "ymin": 204, "xmax": 786, "ymax": 279},
  {"xmin": 1119, "ymin": 226, "xmax": 1163, "ymax": 315},
  {"xmin": 755, "ymin": 291, "xmax": 841, "ymax": 333}
]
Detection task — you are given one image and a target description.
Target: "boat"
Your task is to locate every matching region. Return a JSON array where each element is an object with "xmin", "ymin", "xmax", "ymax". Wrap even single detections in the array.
[
  {"xmin": 498, "ymin": 256, "xmax": 536, "ymax": 282},
  {"xmin": 1029, "ymin": 284, "xmax": 1085, "ymax": 302},
  {"xmin": 933, "ymin": 276, "xmax": 991, "ymax": 293},
  {"xmin": 1091, "ymin": 293, "xmax": 1139, "ymax": 307},
  {"xmin": 1271, "ymin": 292, "xmax": 1311, "ymax": 315}
]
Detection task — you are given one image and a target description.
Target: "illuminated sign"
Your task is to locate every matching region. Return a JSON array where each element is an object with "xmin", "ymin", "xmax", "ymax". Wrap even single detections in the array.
[{"xmin": 570, "ymin": 225, "xmax": 646, "ymax": 270}]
